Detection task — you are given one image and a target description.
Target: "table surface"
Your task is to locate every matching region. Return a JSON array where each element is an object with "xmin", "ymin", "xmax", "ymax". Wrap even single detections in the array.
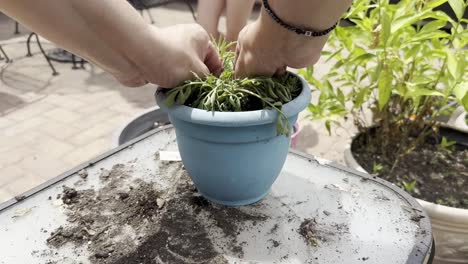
[{"xmin": 0, "ymin": 127, "xmax": 432, "ymax": 264}]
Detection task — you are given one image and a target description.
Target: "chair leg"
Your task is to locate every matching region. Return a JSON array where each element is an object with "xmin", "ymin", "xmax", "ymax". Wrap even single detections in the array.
[
  {"xmin": 145, "ymin": 9, "xmax": 156, "ymax": 24},
  {"xmin": 14, "ymin": 22, "xmax": 20, "ymax": 35},
  {"xmin": 34, "ymin": 34, "xmax": 59, "ymax": 76},
  {"xmin": 72, "ymin": 54, "xmax": 79, "ymax": 69},
  {"xmin": 182, "ymin": 0, "xmax": 197, "ymax": 21},
  {"xmin": 26, "ymin": 33, "xmax": 35, "ymax": 57},
  {"xmin": 0, "ymin": 45, "xmax": 9, "ymax": 63}
]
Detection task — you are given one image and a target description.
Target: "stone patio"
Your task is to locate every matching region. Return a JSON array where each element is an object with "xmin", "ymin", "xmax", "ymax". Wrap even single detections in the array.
[{"xmin": 0, "ymin": 2, "xmax": 354, "ymax": 204}]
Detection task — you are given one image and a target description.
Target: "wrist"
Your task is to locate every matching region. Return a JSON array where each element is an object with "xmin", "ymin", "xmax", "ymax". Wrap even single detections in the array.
[
  {"xmin": 257, "ymin": 7, "xmax": 327, "ymax": 66},
  {"xmin": 127, "ymin": 24, "xmax": 163, "ymax": 63}
]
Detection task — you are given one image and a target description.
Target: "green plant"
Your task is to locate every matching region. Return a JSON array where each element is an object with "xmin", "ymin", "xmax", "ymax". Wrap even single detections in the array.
[
  {"xmin": 439, "ymin": 136, "xmax": 457, "ymax": 153},
  {"xmin": 300, "ymin": 0, "xmax": 468, "ymax": 167},
  {"xmin": 372, "ymin": 162, "xmax": 384, "ymax": 173},
  {"xmin": 164, "ymin": 38, "xmax": 301, "ymax": 136},
  {"xmin": 402, "ymin": 180, "xmax": 417, "ymax": 193}
]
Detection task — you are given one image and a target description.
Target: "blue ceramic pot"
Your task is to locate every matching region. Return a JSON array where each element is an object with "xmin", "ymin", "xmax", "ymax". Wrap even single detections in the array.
[{"xmin": 156, "ymin": 73, "xmax": 311, "ymax": 206}]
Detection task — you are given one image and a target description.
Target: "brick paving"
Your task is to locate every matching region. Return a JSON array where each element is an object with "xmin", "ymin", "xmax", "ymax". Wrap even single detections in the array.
[{"xmin": 0, "ymin": 2, "xmax": 356, "ymax": 204}]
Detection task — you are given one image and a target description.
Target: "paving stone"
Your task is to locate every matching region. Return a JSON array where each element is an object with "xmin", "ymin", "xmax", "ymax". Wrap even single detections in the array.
[
  {"xmin": 108, "ymin": 102, "xmax": 146, "ymax": 115},
  {"xmin": 0, "ymin": 145, "xmax": 35, "ymax": 167},
  {"xmin": 42, "ymin": 94, "xmax": 87, "ymax": 110},
  {"xmin": 38, "ymin": 121, "xmax": 80, "ymax": 140},
  {"xmin": 0, "ymin": 165, "xmax": 26, "ymax": 188},
  {"xmin": 69, "ymin": 119, "xmax": 120, "ymax": 146},
  {"xmin": 0, "ymin": 188, "xmax": 13, "ymax": 204},
  {"xmin": 4, "ymin": 173, "xmax": 46, "ymax": 198},
  {"xmin": 71, "ymin": 109, "xmax": 119, "ymax": 131},
  {"xmin": 0, "ymin": 130, "xmax": 42, "ymax": 153},
  {"xmin": 6, "ymin": 102, "xmax": 54, "ymax": 121},
  {"xmin": 43, "ymin": 108, "xmax": 81, "ymax": 124},
  {"xmin": 0, "ymin": 117, "xmax": 14, "ymax": 129},
  {"xmin": 31, "ymin": 135, "xmax": 75, "ymax": 158},
  {"xmin": 19, "ymin": 155, "xmax": 73, "ymax": 181},
  {"xmin": 1, "ymin": 116, "xmax": 47, "ymax": 137},
  {"xmin": 62, "ymin": 138, "xmax": 110, "ymax": 166}
]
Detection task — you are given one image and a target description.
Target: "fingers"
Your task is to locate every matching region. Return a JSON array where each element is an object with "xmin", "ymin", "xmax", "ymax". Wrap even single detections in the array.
[
  {"xmin": 235, "ymin": 44, "xmax": 277, "ymax": 78},
  {"xmin": 274, "ymin": 66, "xmax": 287, "ymax": 76},
  {"xmin": 204, "ymin": 42, "xmax": 223, "ymax": 76},
  {"xmin": 234, "ymin": 25, "xmax": 278, "ymax": 78}
]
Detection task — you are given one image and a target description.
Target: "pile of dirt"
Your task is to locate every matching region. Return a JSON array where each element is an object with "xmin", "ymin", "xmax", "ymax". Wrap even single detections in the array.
[
  {"xmin": 353, "ymin": 131, "xmax": 468, "ymax": 209},
  {"xmin": 47, "ymin": 162, "xmax": 267, "ymax": 264}
]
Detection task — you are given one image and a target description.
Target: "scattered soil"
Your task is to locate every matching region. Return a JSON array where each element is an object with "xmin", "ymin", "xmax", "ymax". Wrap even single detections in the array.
[
  {"xmin": 47, "ymin": 162, "xmax": 267, "ymax": 263},
  {"xmin": 352, "ymin": 128, "xmax": 468, "ymax": 209}
]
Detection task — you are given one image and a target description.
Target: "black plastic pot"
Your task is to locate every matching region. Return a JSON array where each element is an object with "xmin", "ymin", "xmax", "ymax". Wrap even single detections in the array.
[{"xmin": 113, "ymin": 107, "xmax": 170, "ymax": 147}]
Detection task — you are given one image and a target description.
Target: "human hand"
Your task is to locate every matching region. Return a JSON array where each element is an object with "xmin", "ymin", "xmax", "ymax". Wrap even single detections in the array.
[
  {"xmin": 234, "ymin": 11, "xmax": 328, "ymax": 78},
  {"xmin": 116, "ymin": 24, "xmax": 223, "ymax": 88}
]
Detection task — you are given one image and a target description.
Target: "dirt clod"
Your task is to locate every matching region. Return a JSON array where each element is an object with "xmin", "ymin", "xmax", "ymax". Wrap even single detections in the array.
[
  {"xmin": 270, "ymin": 239, "xmax": 280, "ymax": 247},
  {"xmin": 15, "ymin": 195, "xmax": 26, "ymax": 201},
  {"xmin": 410, "ymin": 214, "xmax": 425, "ymax": 222},
  {"xmin": 78, "ymin": 170, "xmax": 88, "ymax": 179},
  {"xmin": 62, "ymin": 187, "xmax": 78, "ymax": 205},
  {"xmin": 299, "ymin": 218, "xmax": 349, "ymax": 248},
  {"xmin": 300, "ymin": 219, "xmax": 318, "ymax": 247},
  {"xmin": 117, "ymin": 192, "xmax": 129, "ymax": 200},
  {"xmin": 99, "ymin": 169, "xmax": 110, "ymax": 180}
]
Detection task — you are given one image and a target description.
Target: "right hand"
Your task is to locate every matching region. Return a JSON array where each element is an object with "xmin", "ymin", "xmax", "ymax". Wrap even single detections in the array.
[
  {"xmin": 115, "ymin": 24, "xmax": 223, "ymax": 88},
  {"xmin": 234, "ymin": 10, "xmax": 328, "ymax": 78}
]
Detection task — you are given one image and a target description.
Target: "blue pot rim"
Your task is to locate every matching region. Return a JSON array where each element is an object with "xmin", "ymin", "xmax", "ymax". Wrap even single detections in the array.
[{"xmin": 155, "ymin": 72, "xmax": 311, "ymax": 127}]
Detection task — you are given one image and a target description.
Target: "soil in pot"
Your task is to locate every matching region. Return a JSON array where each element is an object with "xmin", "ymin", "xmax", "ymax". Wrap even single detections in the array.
[{"xmin": 352, "ymin": 127, "xmax": 468, "ymax": 209}]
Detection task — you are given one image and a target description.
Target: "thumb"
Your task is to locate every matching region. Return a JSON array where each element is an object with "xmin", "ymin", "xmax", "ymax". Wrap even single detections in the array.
[
  {"xmin": 204, "ymin": 42, "xmax": 223, "ymax": 76},
  {"xmin": 191, "ymin": 59, "xmax": 210, "ymax": 80}
]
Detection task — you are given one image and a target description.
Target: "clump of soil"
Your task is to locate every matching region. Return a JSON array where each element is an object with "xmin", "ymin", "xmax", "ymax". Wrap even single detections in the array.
[
  {"xmin": 299, "ymin": 218, "xmax": 349, "ymax": 247},
  {"xmin": 47, "ymin": 162, "xmax": 266, "ymax": 263},
  {"xmin": 352, "ymin": 128, "xmax": 468, "ymax": 209}
]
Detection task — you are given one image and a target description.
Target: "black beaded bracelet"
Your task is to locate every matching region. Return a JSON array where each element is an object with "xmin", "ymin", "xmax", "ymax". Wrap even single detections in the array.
[{"xmin": 262, "ymin": 0, "xmax": 338, "ymax": 37}]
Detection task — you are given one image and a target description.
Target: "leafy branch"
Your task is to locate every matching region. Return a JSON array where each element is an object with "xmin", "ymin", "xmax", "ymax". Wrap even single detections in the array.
[{"xmin": 300, "ymin": 0, "xmax": 468, "ymax": 169}]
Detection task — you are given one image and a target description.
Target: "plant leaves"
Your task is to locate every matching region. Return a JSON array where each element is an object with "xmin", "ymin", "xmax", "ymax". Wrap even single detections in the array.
[
  {"xmin": 391, "ymin": 10, "xmax": 432, "ymax": 34},
  {"xmin": 420, "ymin": 20, "xmax": 448, "ymax": 33},
  {"xmin": 378, "ymin": 65, "xmax": 393, "ymax": 110},
  {"xmin": 448, "ymin": 0, "xmax": 465, "ymax": 20},
  {"xmin": 337, "ymin": 89, "xmax": 346, "ymax": 106},
  {"xmin": 426, "ymin": 0, "xmax": 450, "ymax": 8},
  {"xmin": 164, "ymin": 90, "xmax": 178, "ymax": 107},
  {"xmin": 446, "ymin": 50, "xmax": 458, "ymax": 78},
  {"xmin": 351, "ymin": 53, "xmax": 376, "ymax": 64},
  {"xmin": 325, "ymin": 47, "xmax": 344, "ymax": 62},
  {"xmin": 404, "ymin": 85, "xmax": 444, "ymax": 98},
  {"xmin": 409, "ymin": 31, "xmax": 451, "ymax": 43},
  {"xmin": 453, "ymin": 82, "xmax": 468, "ymax": 110},
  {"xmin": 325, "ymin": 120, "xmax": 332, "ymax": 135},
  {"xmin": 381, "ymin": 7, "xmax": 392, "ymax": 45}
]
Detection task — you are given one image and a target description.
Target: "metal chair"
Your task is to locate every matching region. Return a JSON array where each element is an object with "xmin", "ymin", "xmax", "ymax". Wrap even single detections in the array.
[
  {"xmin": 0, "ymin": 44, "xmax": 11, "ymax": 63},
  {"xmin": 129, "ymin": 0, "xmax": 197, "ymax": 23},
  {"xmin": 24, "ymin": 31, "xmax": 86, "ymax": 76},
  {"xmin": 25, "ymin": 33, "xmax": 59, "ymax": 75}
]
